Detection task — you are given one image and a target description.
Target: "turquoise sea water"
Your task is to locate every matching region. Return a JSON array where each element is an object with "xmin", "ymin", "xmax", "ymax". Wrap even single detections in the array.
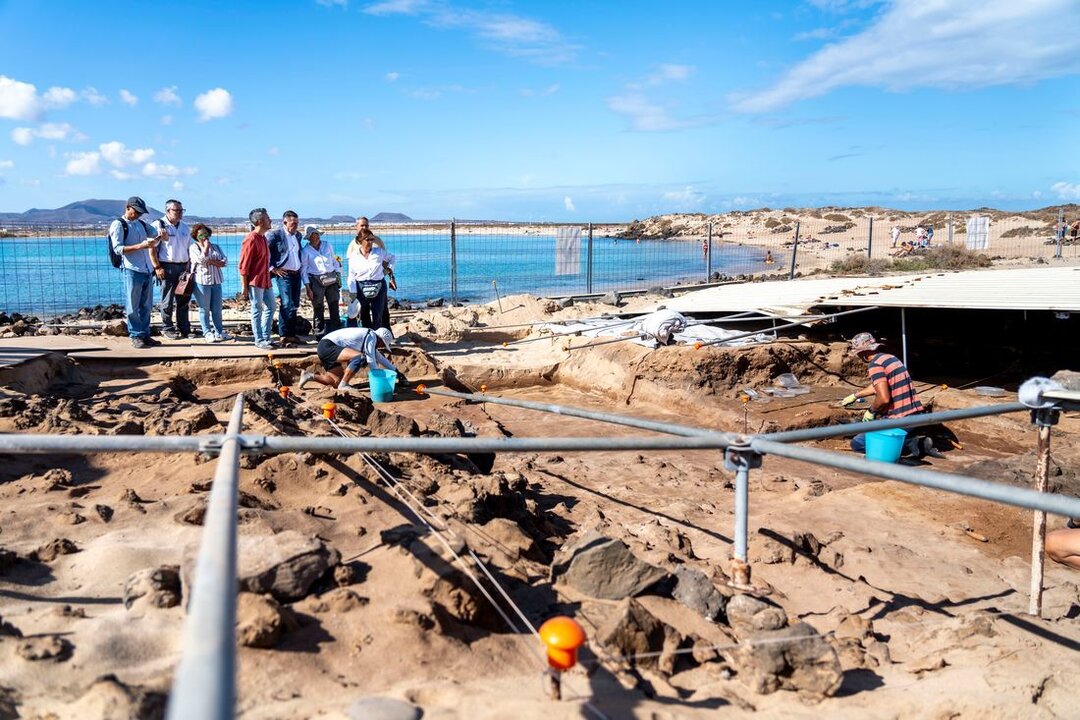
[{"xmin": 0, "ymin": 231, "xmax": 767, "ymax": 317}]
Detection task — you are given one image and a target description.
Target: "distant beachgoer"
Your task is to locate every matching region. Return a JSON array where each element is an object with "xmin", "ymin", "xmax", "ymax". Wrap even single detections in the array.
[
  {"xmin": 914, "ymin": 225, "xmax": 929, "ymax": 248},
  {"xmin": 301, "ymin": 224, "xmax": 342, "ymax": 338},
  {"xmin": 347, "ymin": 230, "xmax": 395, "ymax": 331},
  {"xmin": 890, "ymin": 225, "xmax": 901, "ymax": 248},
  {"xmin": 1057, "ymin": 219, "xmax": 1068, "ymax": 242},
  {"xmin": 925, "ymin": 226, "xmax": 934, "ymax": 245},
  {"xmin": 239, "ymin": 208, "xmax": 276, "ymax": 350},
  {"xmin": 266, "ymin": 210, "xmax": 305, "ymax": 347},
  {"xmin": 1071, "ymin": 220, "xmax": 1080, "ymax": 242},
  {"xmin": 150, "ymin": 199, "xmax": 193, "ymax": 339},
  {"xmin": 188, "ymin": 224, "xmax": 230, "ymax": 343},
  {"xmin": 840, "ymin": 332, "xmax": 945, "ymax": 459},
  {"xmin": 298, "ymin": 326, "xmax": 402, "ymax": 391},
  {"xmin": 764, "ymin": 250, "xmax": 775, "ymax": 264},
  {"xmin": 109, "ymin": 196, "xmax": 168, "ymax": 349}
]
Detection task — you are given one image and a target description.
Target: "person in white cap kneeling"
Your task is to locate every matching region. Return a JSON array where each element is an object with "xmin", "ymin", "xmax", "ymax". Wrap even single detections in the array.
[{"xmin": 298, "ymin": 326, "xmax": 408, "ymax": 391}]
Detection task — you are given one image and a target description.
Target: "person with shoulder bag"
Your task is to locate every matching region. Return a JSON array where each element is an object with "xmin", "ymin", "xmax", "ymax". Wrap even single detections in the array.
[
  {"xmin": 151, "ymin": 199, "xmax": 194, "ymax": 339},
  {"xmin": 300, "ymin": 225, "xmax": 342, "ymax": 338},
  {"xmin": 346, "ymin": 228, "xmax": 395, "ymax": 331},
  {"xmin": 188, "ymin": 223, "xmax": 231, "ymax": 343}
]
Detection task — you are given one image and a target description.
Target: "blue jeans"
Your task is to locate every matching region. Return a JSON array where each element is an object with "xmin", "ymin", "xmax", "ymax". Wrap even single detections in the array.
[
  {"xmin": 273, "ymin": 272, "xmax": 301, "ymax": 338},
  {"xmin": 248, "ymin": 286, "xmax": 275, "ymax": 343},
  {"xmin": 194, "ymin": 283, "xmax": 224, "ymax": 337},
  {"xmin": 123, "ymin": 268, "xmax": 154, "ymax": 339}
]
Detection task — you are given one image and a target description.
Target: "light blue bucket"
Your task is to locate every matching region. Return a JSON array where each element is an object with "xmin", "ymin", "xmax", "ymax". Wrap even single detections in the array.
[
  {"xmin": 865, "ymin": 428, "xmax": 907, "ymax": 463},
  {"xmin": 368, "ymin": 369, "xmax": 396, "ymax": 403}
]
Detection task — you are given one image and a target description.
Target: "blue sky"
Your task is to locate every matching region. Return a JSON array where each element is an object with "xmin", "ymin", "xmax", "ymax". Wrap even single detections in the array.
[{"xmin": 1, "ymin": 0, "xmax": 1078, "ymax": 219}]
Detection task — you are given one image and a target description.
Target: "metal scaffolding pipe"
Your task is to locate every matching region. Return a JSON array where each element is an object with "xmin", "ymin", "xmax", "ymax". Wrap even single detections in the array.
[
  {"xmin": 0, "ymin": 434, "xmax": 211, "ymax": 454},
  {"xmin": 750, "ymin": 437, "xmax": 1080, "ymax": 518},
  {"xmin": 759, "ymin": 402, "xmax": 1027, "ymax": 444},
  {"xmin": 261, "ymin": 434, "xmax": 733, "ymax": 454},
  {"xmin": 696, "ymin": 305, "xmax": 879, "ymax": 348},
  {"xmin": 420, "ymin": 386, "xmax": 729, "ymax": 439},
  {"xmin": 734, "ymin": 464, "xmax": 750, "ymax": 561},
  {"xmin": 166, "ymin": 395, "xmax": 246, "ymax": 720}
]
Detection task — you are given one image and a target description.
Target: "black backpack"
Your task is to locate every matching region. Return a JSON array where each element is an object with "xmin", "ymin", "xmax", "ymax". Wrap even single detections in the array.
[{"xmin": 107, "ymin": 218, "xmax": 153, "ymax": 268}]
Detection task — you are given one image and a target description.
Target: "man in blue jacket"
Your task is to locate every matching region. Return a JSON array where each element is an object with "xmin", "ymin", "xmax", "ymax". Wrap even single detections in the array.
[{"xmin": 265, "ymin": 209, "xmax": 305, "ymax": 346}]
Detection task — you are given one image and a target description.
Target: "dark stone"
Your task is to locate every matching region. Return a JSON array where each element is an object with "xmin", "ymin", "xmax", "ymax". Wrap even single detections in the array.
[
  {"xmin": 551, "ymin": 531, "xmax": 668, "ymax": 600},
  {"xmin": 672, "ymin": 566, "xmax": 727, "ymax": 621}
]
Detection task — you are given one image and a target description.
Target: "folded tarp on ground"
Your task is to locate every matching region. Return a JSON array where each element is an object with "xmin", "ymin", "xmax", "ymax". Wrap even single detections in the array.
[{"xmin": 539, "ymin": 310, "xmax": 774, "ymax": 348}]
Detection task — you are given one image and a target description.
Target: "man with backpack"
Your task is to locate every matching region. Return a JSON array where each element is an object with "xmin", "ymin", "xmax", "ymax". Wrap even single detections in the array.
[{"xmin": 109, "ymin": 196, "xmax": 168, "ymax": 349}]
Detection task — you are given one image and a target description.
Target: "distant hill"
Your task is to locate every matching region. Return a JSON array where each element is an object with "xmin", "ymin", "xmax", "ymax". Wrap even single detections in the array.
[
  {"xmin": 0, "ymin": 200, "xmax": 413, "ymax": 226},
  {"xmin": 371, "ymin": 212, "xmax": 413, "ymax": 223}
]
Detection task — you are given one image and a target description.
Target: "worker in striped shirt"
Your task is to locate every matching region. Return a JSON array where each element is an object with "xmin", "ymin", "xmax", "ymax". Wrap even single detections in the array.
[{"xmin": 841, "ymin": 332, "xmax": 944, "ymax": 458}]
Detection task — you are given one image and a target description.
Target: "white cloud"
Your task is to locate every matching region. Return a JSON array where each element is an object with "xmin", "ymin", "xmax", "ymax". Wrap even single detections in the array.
[
  {"xmin": 161, "ymin": 114, "xmax": 173, "ymax": 126},
  {"xmin": 0, "ymin": 160, "xmax": 13, "ymax": 169},
  {"xmin": 65, "ymin": 151, "xmax": 101, "ymax": 176},
  {"xmin": 564, "ymin": 196, "xmax": 576, "ymax": 212},
  {"xmin": 109, "ymin": 170, "xmax": 136, "ymax": 181},
  {"xmin": 662, "ymin": 185, "xmax": 707, "ymax": 210},
  {"xmin": 520, "ymin": 83, "xmax": 560, "ymax": 97},
  {"xmin": 10, "ymin": 122, "xmax": 84, "ymax": 145},
  {"xmin": 154, "ymin": 86, "xmax": 182, "ymax": 106},
  {"xmin": 317, "ymin": 0, "xmax": 348, "ymax": 4},
  {"xmin": 1051, "ymin": 181, "xmax": 1080, "ymax": 201},
  {"xmin": 99, "ymin": 141, "xmax": 155, "ymax": 167},
  {"xmin": 172, "ymin": 180, "xmax": 185, "ymax": 192},
  {"xmin": 645, "ymin": 64, "xmax": 694, "ymax": 85},
  {"xmin": 364, "ymin": 0, "xmax": 428, "ymax": 15},
  {"xmin": 143, "ymin": 162, "xmax": 197, "ymax": 178},
  {"xmin": 385, "ymin": 71, "xmax": 400, "ymax": 82},
  {"xmin": 42, "ymin": 86, "xmax": 77, "ymax": 108},
  {"xmin": 194, "ymin": 88, "xmax": 233, "ymax": 121},
  {"xmin": 119, "ymin": 89, "xmax": 138, "ymax": 106},
  {"xmin": 606, "ymin": 93, "xmax": 713, "ymax": 132},
  {"xmin": 82, "ymin": 86, "xmax": 108, "ymax": 106},
  {"xmin": 733, "ymin": 0, "xmax": 1080, "ymax": 113},
  {"xmin": 0, "ymin": 75, "xmax": 42, "ymax": 120}
]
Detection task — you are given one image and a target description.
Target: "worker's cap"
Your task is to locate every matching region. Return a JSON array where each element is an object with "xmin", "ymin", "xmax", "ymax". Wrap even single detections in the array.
[
  {"xmin": 849, "ymin": 332, "xmax": 882, "ymax": 353},
  {"xmin": 346, "ymin": 299, "xmax": 361, "ymax": 319},
  {"xmin": 375, "ymin": 327, "xmax": 394, "ymax": 350},
  {"xmin": 126, "ymin": 196, "xmax": 149, "ymax": 215},
  {"xmin": 303, "ymin": 224, "xmax": 322, "ymax": 240}
]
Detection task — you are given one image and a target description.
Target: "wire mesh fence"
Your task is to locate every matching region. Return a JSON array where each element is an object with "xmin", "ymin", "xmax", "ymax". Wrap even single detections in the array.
[{"xmin": 0, "ymin": 214, "xmax": 1074, "ymax": 320}]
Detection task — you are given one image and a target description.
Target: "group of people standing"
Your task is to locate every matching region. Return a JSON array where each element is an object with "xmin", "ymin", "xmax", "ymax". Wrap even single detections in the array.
[{"xmin": 109, "ymin": 197, "xmax": 397, "ymax": 350}]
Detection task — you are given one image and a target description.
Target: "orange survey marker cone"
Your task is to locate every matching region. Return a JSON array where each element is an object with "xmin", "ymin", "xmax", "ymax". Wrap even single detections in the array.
[
  {"xmin": 415, "ymin": 384, "xmax": 427, "ymax": 395},
  {"xmin": 279, "ymin": 386, "xmax": 291, "ymax": 399},
  {"xmin": 322, "ymin": 402, "xmax": 336, "ymax": 420},
  {"xmin": 539, "ymin": 616, "xmax": 585, "ymax": 700}
]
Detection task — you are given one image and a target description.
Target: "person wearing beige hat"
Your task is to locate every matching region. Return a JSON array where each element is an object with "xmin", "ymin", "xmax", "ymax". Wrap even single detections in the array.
[{"xmin": 300, "ymin": 224, "xmax": 342, "ymax": 338}]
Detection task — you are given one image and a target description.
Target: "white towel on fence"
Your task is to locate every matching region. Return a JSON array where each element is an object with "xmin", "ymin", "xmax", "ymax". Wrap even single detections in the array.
[
  {"xmin": 555, "ymin": 226, "xmax": 581, "ymax": 276},
  {"xmin": 965, "ymin": 215, "xmax": 989, "ymax": 250}
]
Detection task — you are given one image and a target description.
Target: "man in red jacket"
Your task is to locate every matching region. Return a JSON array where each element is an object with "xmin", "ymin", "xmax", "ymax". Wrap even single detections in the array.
[{"xmin": 238, "ymin": 207, "xmax": 276, "ymax": 349}]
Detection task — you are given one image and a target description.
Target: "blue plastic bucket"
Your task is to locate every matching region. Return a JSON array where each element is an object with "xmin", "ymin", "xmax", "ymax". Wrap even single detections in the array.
[
  {"xmin": 368, "ymin": 369, "xmax": 396, "ymax": 403},
  {"xmin": 865, "ymin": 428, "xmax": 907, "ymax": 463}
]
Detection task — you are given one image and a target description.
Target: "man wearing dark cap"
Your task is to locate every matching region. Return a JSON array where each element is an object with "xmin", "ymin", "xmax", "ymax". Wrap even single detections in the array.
[{"xmin": 109, "ymin": 196, "xmax": 168, "ymax": 349}]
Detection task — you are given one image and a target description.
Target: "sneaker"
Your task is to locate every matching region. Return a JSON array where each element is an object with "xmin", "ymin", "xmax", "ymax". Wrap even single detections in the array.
[
  {"xmin": 298, "ymin": 370, "xmax": 315, "ymax": 390},
  {"xmin": 131, "ymin": 337, "xmax": 149, "ymax": 349},
  {"xmin": 337, "ymin": 381, "xmax": 356, "ymax": 392},
  {"xmin": 162, "ymin": 329, "xmax": 181, "ymax": 340},
  {"xmin": 218, "ymin": 331, "xmax": 234, "ymax": 342},
  {"xmin": 254, "ymin": 340, "xmax": 274, "ymax": 350},
  {"xmin": 144, "ymin": 336, "xmax": 161, "ymax": 346},
  {"xmin": 205, "ymin": 334, "xmax": 221, "ymax": 344}
]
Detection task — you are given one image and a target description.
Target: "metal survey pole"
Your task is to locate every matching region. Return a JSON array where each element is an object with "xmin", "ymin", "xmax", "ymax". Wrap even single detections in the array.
[
  {"xmin": 450, "ymin": 219, "xmax": 458, "ymax": 303},
  {"xmin": 1055, "ymin": 208, "xmax": 1065, "ymax": 259},
  {"xmin": 866, "ymin": 217, "xmax": 873, "ymax": 261},
  {"xmin": 167, "ymin": 395, "xmax": 246, "ymax": 720},
  {"xmin": 901, "ymin": 308, "xmax": 909, "ymax": 369},
  {"xmin": 947, "ymin": 213, "xmax": 953, "ymax": 245},
  {"xmin": 1029, "ymin": 407, "xmax": 1059, "ymax": 617},
  {"xmin": 706, "ymin": 222, "xmax": 713, "ymax": 282},
  {"xmin": 788, "ymin": 221, "xmax": 800, "ymax": 281},
  {"xmin": 725, "ymin": 448, "xmax": 759, "ymax": 587},
  {"xmin": 586, "ymin": 223, "xmax": 594, "ymax": 294}
]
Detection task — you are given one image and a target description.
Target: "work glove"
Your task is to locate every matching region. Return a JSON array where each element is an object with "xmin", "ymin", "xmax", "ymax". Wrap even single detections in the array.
[
  {"xmin": 840, "ymin": 394, "xmax": 858, "ymax": 407},
  {"xmin": 861, "ymin": 410, "xmax": 876, "ymax": 422}
]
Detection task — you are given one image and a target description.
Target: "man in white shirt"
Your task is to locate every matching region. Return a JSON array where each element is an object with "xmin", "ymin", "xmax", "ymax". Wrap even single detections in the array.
[
  {"xmin": 300, "ymin": 225, "xmax": 342, "ymax": 338},
  {"xmin": 150, "ymin": 199, "xmax": 192, "ymax": 339},
  {"xmin": 266, "ymin": 210, "xmax": 305, "ymax": 346},
  {"xmin": 299, "ymin": 326, "xmax": 407, "ymax": 391},
  {"xmin": 890, "ymin": 225, "xmax": 901, "ymax": 248}
]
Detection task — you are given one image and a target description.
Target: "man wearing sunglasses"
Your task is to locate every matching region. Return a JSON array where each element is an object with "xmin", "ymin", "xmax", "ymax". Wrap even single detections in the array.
[{"xmin": 150, "ymin": 199, "xmax": 193, "ymax": 339}]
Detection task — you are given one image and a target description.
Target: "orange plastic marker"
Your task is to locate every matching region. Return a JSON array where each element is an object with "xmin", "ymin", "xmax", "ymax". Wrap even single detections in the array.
[
  {"xmin": 322, "ymin": 402, "xmax": 337, "ymax": 420},
  {"xmin": 279, "ymin": 386, "xmax": 291, "ymax": 399},
  {"xmin": 415, "ymin": 384, "xmax": 427, "ymax": 395},
  {"xmin": 273, "ymin": 360, "xmax": 282, "ymax": 369},
  {"xmin": 694, "ymin": 341, "xmax": 704, "ymax": 350},
  {"xmin": 480, "ymin": 384, "xmax": 488, "ymax": 394},
  {"xmin": 539, "ymin": 616, "xmax": 585, "ymax": 700},
  {"xmin": 266, "ymin": 353, "xmax": 274, "ymax": 361}
]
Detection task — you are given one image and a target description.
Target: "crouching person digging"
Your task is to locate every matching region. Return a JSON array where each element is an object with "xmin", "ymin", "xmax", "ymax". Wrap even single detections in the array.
[{"xmin": 299, "ymin": 327, "xmax": 409, "ymax": 392}]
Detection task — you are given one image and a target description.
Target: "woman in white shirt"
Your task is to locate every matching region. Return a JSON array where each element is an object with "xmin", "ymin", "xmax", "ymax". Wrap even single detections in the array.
[
  {"xmin": 346, "ymin": 230, "xmax": 395, "ymax": 331},
  {"xmin": 188, "ymin": 223, "xmax": 231, "ymax": 342}
]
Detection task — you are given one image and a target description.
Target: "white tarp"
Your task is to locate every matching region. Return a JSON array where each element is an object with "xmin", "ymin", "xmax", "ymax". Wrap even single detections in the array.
[
  {"xmin": 554, "ymin": 226, "xmax": 581, "ymax": 276},
  {"xmin": 538, "ymin": 313, "xmax": 773, "ymax": 348},
  {"xmin": 965, "ymin": 215, "xmax": 989, "ymax": 250}
]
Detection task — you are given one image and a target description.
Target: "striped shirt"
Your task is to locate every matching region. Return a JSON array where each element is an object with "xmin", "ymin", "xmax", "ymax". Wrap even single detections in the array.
[
  {"xmin": 189, "ymin": 241, "xmax": 227, "ymax": 286},
  {"xmin": 868, "ymin": 353, "xmax": 924, "ymax": 418}
]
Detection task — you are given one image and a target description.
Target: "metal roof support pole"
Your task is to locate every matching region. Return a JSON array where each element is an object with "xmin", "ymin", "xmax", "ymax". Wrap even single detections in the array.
[
  {"xmin": 866, "ymin": 216, "xmax": 873, "ymax": 265},
  {"xmin": 901, "ymin": 307, "xmax": 909, "ymax": 370},
  {"xmin": 166, "ymin": 394, "xmax": 246, "ymax": 720},
  {"xmin": 705, "ymin": 222, "xmax": 712, "ymax": 283},
  {"xmin": 449, "ymin": 219, "xmax": 458, "ymax": 304},
  {"xmin": 724, "ymin": 446, "xmax": 761, "ymax": 588},
  {"xmin": 1028, "ymin": 406, "xmax": 1059, "ymax": 617},
  {"xmin": 788, "ymin": 221, "xmax": 800, "ymax": 281}
]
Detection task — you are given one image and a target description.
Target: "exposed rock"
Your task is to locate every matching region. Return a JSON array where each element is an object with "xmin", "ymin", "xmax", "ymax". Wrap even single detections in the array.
[
  {"xmin": 309, "ymin": 588, "xmax": 370, "ymax": 614},
  {"xmin": 647, "ymin": 286, "xmax": 674, "ymax": 298},
  {"xmin": 102, "ymin": 320, "xmax": 128, "ymax": 336},
  {"xmin": 599, "ymin": 291, "xmax": 622, "ymax": 306},
  {"xmin": 235, "ymin": 531, "xmax": 341, "ymax": 602},
  {"xmin": 598, "ymin": 597, "xmax": 679, "ymax": 672},
  {"xmin": 1051, "ymin": 370, "xmax": 1080, "ymax": 391},
  {"xmin": 480, "ymin": 517, "xmax": 537, "ymax": 561},
  {"xmin": 551, "ymin": 531, "xmax": 668, "ymax": 601},
  {"xmin": 174, "ymin": 500, "xmax": 207, "ymax": 526},
  {"xmin": 391, "ymin": 604, "xmax": 437, "ymax": 630},
  {"xmin": 748, "ymin": 530, "xmax": 795, "ymax": 565},
  {"xmin": 74, "ymin": 674, "xmax": 167, "ymax": 720},
  {"xmin": 236, "ymin": 592, "xmax": 297, "ymax": 648},
  {"xmin": 1, "ymin": 613, "xmax": 21, "ymax": 637},
  {"xmin": 425, "ymin": 297, "xmax": 445, "ymax": 308},
  {"xmin": 109, "ymin": 420, "xmax": 145, "ymax": 436},
  {"xmin": 436, "ymin": 472, "xmax": 528, "ymax": 525},
  {"xmin": 409, "ymin": 535, "xmax": 503, "ymax": 631},
  {"xmin": 726, "ymin": 594, "xmax": 787, "ymax": 640},
  {"xmin": 16, "ymin": 635, "xmax": 73, "ymax": 662},
  {"xmin": 94, "ymin": 504, "xmax": 114, "ymax": 523},
  {"xmin": 366, "ymin": 409, "xmax": 420, "ymax": 437},
  {"xmin": 728, "ymin": 622, "xmax": 842, "ymax": 702},
  {"xmin": 557, "ymin": 297, "xmax": 574, "ymax": 309},
  {"xmin": 168, "ymin": 405, "xmax": 220, "ymax": 435},
  {"xmin": 60, "ymin": 511, "xmax": 86, "ymax": 525},
  {"xmin": 672, "ymin": 567, "xmax": 727, "ymax": 621},
  {"xmin": 31, "ymin": 538, "xmax": 80, "ymax": 563},
  {"xmin": 124, "ymin": 566, "xmax": 182, "ymax": 610}
]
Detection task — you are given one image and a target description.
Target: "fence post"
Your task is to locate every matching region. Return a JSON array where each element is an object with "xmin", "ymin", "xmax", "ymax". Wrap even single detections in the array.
[
  {"xmin": 706, "ymin": 222, "xmax": 713, "ymax": 283},
  {"xmin": 586, "ymin": 223, "xmax": 594, "ymax": 295},
  {"xmin": 449, "ymin": 218, "xmax": 457, "ymax": 303},
  {"xmin": 947, "ymin": 213, "xmax": 953, "ymax": 245},
  {"xmin": 866, "ymin": 217, "xmax": 874, "ymax": 262},
  {"xmin": 1056, "ymin": 208, "xmax": 1064, "ymax": 259},
  {"xmin": 788, "ymin": 221, "xmax": 800, "ymax": 281}
]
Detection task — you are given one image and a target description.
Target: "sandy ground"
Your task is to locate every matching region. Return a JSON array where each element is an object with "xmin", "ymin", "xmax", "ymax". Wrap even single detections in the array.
[{"xmin": 0, "ymin": 292, "xmax": 1078, "ymax": 719}]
